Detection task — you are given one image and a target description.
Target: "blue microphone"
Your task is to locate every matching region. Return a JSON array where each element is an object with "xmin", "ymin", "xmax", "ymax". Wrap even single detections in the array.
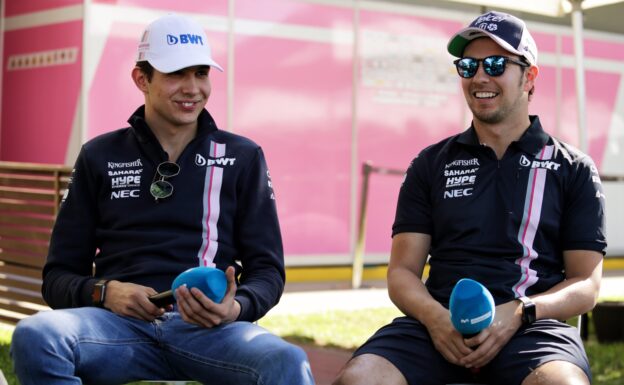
[
  {"xmin": 449, "ymin": 278, "xmax": 495, "ymax": 336},
  {"xmin": 172, "ymin": 267, "xmax": 227, "ymax": 303},
  {"xmin": 148, "ymin": 266, "xmax": 227, "ymax": 307}
]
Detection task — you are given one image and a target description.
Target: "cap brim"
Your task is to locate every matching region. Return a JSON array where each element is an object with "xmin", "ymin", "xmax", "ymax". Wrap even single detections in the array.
[
  {"xmin": 146, "ymin": 53, "xmax": 224, "ymax": 73},
  {"xmin": 447, "ymin": 27, "xmax": 522, "ymax": 59}
]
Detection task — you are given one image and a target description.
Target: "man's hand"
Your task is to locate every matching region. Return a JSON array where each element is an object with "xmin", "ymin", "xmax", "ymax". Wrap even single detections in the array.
[
  {"xmin": 103, "ymin": 280, "xmax": 168, "ymax": 321},
  {"xmin": 175, "ymin": 266, "xmax": 241, "ymax": 328},
  {"xmin": 459, "ymin": 299, "xmax": 523, "ymax": 369},
  {"xmin": 424, "ymin": 307, "xmax": 474, "ymax": 365}
]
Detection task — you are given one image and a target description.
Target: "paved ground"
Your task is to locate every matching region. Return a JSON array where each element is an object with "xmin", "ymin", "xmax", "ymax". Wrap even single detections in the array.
[{"xmin": 276, "ymin": 271, "xmax": 624, "ymax": 316}]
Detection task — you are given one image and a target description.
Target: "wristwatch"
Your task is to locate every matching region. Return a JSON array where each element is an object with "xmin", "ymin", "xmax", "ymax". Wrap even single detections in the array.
[
  {"xmin": 518, "ymin": 296, "xmax": 536, "ymax": 325},
  {"xmin": 91, "ymin": 279, "xmax": 110, "ymax": 307}
]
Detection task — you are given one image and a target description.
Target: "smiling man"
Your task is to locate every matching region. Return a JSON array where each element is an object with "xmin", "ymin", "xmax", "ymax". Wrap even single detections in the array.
[
  {"xmin": 333, "ymin": 11, "xmax": 606, "ymax": 385},
  {"xmin": 11, "ymin": 14, "xmax": 314, "ymax": 385}
]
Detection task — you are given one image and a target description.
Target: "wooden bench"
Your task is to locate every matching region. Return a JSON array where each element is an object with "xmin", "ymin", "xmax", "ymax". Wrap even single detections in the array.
[{"xmin": 0, "ymin": 161, "xmax": 72, "ymax": 325}]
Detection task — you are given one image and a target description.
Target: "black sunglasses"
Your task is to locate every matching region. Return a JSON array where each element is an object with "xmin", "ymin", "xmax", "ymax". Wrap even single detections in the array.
[
  {"xmin": 454, "ymin": 55, "xmax": 529, "ymax": 79},
  {"xmin": 150, "ymin": 161, "xmax": 180, "ymax": 201}
]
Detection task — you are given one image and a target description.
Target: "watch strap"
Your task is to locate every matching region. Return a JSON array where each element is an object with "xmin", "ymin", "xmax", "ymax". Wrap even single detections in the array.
[
  {"xmin": 92, "ymin": 279, "xmax": 110, "ymax": 307},
  {"xmin": 518, "ymin": 296, "xmax": 536, "ymax": 325}
]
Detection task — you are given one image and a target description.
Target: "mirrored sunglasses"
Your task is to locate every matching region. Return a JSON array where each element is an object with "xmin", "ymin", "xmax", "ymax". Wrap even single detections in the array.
[
  {"xmin": 150, "ymin": 161, "xmax": 180, "ymax": 201},
  {"xmin": 454, "ymin": 55, "xmax": 529, "ymax": 79}
]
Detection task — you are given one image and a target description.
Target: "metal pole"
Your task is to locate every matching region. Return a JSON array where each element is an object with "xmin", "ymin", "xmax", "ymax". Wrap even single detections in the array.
[
  {"xmin": 570, "ymin": 0, "xmax": 588, "ymax": 153},
  {"xmin": 351, "ymin": 161, "xmax": 373, "ymax": 289}
]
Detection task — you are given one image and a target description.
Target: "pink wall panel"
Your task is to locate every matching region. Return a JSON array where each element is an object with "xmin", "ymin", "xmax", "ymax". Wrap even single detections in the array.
[
  {"xmin": 236, "ymin": 0, "xmax": 352, "ymax": 28},
  {"xmin": 561, "ymin": 35, "xmax": 624, "ymax": 61},
  {"xmin": 559, "ymin": 70, "xmax": 581, "ymax": 148},
  {"xmin": 357, "ymin": 11, "xmax": 465, "ymax": 253},
  {"xmin": 1, "ymin": 22, "xmax": 82, "ymax": 163},
  {"xmin": 4, "ymin": 0, "xmax": 81, "ymax": 17},
  {"xmin": 88, "ymin": 22, "xmax": 228, "ymax": 139},
  {"xmin": 584, "ymin": 71, "xmax": 620, "ymax": 167},
  {"xmin": 91, "ymin": 0, "xmax": 228, "ymax": 15},
  {"xmin": 532, "ymin": 31, "xmax": 558, "ymax": 55},
  {"xmin": 583, "ymin": 38, "xmax": 624, "ymax": 61},
  {"xmin": 529, "ymin": 66, "xmax": 559, "ymax": 137},
  {"xmin": 234, "ymin": 35, "xmax": 352, "ymax": 255},
  {"xmin": 558, "ymin": 69, "xmax": 619, "ymax": 168}
]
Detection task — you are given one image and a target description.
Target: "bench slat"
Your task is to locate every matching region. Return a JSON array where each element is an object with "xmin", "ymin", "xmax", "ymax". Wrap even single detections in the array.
[
  {"xmin": 0, "ymin": 225, "xmax": 52, "ymax": 241},
  {"xmin": 0, "ymin": 214, "xmax": 55, "ymax": 228},
  {"xmin": 0, "ymin": 250, "xmax": 46, "ymax": 268},
  {"xmin": 0, "ymin": 263, "xmax": 43, "ymax": 280},
  {"xmin": 0, "ymin": 238, "xmax": 50, "ymax": 255},
  {"xmin": 0, "ymin": 187, "xmax": 59, "ymax": 201},
  {"xmin": 0, "ymin": 162, "xmax": 71, "ymax": 324},
  {"xmin": 0, "ymin": 201, "xmax": 56, "ymax": 215}
]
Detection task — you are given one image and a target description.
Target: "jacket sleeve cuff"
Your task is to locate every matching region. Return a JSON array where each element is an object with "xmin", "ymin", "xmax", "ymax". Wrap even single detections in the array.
[
  {"xmin": 234, "ymin": 294, "xmax": 255, "ymax": 322},
  {"xmin": 81, "ymin": 278, "xmax": 97, "ymax": 307}
]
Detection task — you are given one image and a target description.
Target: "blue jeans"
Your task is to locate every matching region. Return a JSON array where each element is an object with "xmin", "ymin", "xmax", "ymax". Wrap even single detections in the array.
[{"xmin": 11, "ymin": 307, "xmax": 315, "ymax": 385}]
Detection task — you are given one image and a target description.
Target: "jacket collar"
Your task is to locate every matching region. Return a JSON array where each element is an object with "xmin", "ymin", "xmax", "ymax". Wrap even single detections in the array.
[
  {"xmin": 456, "ymin": 115, "xmax": 549, "ymax": 155},
  {"xmin": 127, "ymin": 105, "xmax": 219, "ymax": 144}
]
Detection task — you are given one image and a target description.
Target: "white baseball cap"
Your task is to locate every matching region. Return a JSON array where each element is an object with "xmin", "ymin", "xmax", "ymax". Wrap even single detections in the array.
[
  {"xmin": 447, "ymin": 11, "xmax": 538, "ymax": 66},
  {"xmin": 136, "ymin": 14, "xmax": 223, "ymax": 73}
]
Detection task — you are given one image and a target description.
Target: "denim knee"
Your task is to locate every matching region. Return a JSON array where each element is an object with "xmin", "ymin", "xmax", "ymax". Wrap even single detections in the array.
[
  {"xmin": 12, "ymin": 315, "xmax": 44, "ymax": 357},
  {"xmin": 258, "ymin": 342, "xmax": 313, "ymax": 384},
  {"xmin": 11, "ymin": 311, "xmax": 74, "ymax": 364}
]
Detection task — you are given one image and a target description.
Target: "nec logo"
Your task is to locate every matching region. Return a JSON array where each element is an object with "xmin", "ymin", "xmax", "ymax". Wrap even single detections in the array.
[
  {"xmin": 110, "ymin": 189, "xmax": 140, "ymax": 199},
  {"xmin": 519, "ymin": 155, "xmax": 561, "ymax": 171},
  {"xmin": 444, "ymin": 188, "xmax": 473, "ymax": 199},
  {"xmin": 167, "ymin": 34, "xmax": 204, "ymax": 45}
]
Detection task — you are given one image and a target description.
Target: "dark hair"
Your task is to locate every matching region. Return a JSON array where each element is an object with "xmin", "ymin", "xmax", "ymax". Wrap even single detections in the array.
[{"xmin": 135, "ymin": 61, "xmax": 154, "ymax": 82}]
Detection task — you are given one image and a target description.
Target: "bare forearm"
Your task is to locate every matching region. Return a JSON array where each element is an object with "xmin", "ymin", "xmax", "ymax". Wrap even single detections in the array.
[
  {"xmin": 532, "ymin": 275, "xmax": 600, "ymax": 321},
  {"xmin": 388, "ymin": 266, "xmax": 447, "ymax": 327},
  {"xmin": 531, "ymin": 250, "xmax": 602, "ymax": 321}
]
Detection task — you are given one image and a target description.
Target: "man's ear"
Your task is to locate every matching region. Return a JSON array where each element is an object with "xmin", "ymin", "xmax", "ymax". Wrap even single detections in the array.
[
  {"xmin": 132, "ymin": 67, "xmax": 149, "ymax": 93},
  {"xmin": 524, "ymin": 65, "xmax": 539, "ymax": 93}
]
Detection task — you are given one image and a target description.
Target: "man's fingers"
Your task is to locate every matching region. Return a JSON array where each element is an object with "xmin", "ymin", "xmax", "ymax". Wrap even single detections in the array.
[
  {"xmin": 176, "ymin": 285, "xmax": 224, "ymax": 327},
  {"xmin": 223, "ymin": 266, "xmax": 237, "ymax": 302}
]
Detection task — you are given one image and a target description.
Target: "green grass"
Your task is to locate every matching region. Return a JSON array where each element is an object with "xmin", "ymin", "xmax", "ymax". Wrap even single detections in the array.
[
  {"xmin": 260, "ymin": 308, "xmax": 624, "ymax": 385},
  {"xmin": 0, "ymin": 323, "xmax": 17, "ymax": 385},
  {"xmin": 259, "ymin": 307, "xmax": 403, "ymax": 350},
  {"xmin": 1, "ymin": 308, "xmax": 622, "ymax": 384}
]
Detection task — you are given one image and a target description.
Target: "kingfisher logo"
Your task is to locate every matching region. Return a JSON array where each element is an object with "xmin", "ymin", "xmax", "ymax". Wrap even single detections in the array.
[
  {"xmin": 167, "ymin": 34, "xmax": 204, "ymax": 45},
  {"xmin": 195, "ymin": 153, "xmax": 236, "ymax": 167},
  {"xmin": 519, "ymin": 155, "xmax": 561, "ymax": 171}
]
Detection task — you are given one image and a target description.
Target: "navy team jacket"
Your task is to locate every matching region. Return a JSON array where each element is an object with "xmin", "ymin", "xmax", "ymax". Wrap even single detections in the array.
[{"xmin": 42, "ymin": 106, "xmax": 284, "ymax": 322}]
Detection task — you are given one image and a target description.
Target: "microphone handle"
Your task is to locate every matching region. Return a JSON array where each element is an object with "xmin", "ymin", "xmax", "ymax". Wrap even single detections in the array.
[{"xmin": 148, "ymin": 289, "xmax": 175, "ymax": 307}]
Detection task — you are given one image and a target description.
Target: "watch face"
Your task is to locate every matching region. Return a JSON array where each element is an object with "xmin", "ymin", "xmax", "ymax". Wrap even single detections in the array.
[
  {"xmin": 521, "ymin": 298, "xmax": 536, "ymax": 325},
  {"xmin": 92, "ymin": 280, "xmax": 107, "ymax": 306}
]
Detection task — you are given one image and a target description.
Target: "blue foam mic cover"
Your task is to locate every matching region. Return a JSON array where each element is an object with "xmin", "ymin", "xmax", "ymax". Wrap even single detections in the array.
[
  {"xmin": 449, "ymin": 278, "xmax": 495, "ymax": 336},
  {"xmin": 172, "ymin": 266, "xmax": 227, "ymax": 303}
]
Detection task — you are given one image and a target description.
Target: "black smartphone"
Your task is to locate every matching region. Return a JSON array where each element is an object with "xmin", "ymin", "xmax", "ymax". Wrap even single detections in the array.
[{"xmin": 148, "ymin": 289, "xmax": 175, "ymax": 307}]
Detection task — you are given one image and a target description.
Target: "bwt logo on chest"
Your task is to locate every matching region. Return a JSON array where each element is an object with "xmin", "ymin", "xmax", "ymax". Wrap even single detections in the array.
[{"xmin": 167, "ymin": 34, "xmax": 204, "ymax": 45}]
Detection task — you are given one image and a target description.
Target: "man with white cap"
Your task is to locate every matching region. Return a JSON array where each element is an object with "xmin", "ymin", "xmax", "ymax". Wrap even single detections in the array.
[
  {"xmin": 334, "ymin": 11, "xmax": 605, "ymax": 385},
  {"xmin": 11, "ymin": 14, "xmax": 314, "ymax": 385}
]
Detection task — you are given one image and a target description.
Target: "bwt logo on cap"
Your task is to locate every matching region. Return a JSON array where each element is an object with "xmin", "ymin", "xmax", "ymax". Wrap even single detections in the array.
[{"xmin": 166, "ymin": 34, "xmax": 204, "ymax": 45}]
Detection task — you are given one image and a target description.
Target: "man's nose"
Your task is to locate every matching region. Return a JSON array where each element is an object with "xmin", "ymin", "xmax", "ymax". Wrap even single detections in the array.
[
  {"xmin": 180, "ymin": 74, "xmax": 199, "ymax": 93},
  {"xmin": 472, "ymin": 63, "xmax": 491, "ymax": 82}
]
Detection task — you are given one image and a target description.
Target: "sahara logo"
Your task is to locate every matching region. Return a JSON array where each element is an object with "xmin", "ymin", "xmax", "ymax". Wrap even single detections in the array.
[{"xmin": 107, "ymin": 158, "xmax": 143, "ymax": 199}]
